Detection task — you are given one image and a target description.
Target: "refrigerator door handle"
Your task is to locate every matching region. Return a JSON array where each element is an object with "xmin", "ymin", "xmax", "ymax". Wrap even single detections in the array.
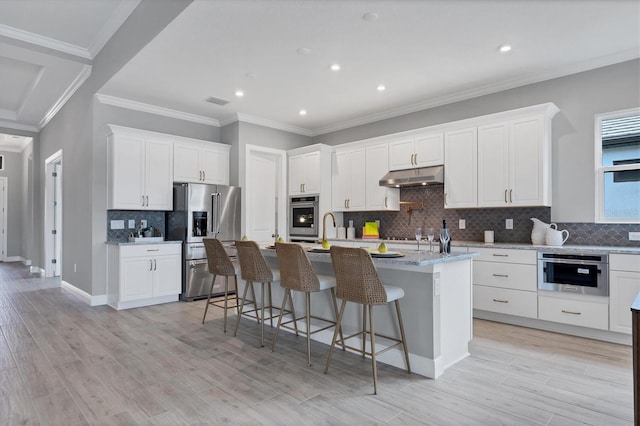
[{"xmin": 211, "ymin": 192, "xmax": 222, "ymax": 236}]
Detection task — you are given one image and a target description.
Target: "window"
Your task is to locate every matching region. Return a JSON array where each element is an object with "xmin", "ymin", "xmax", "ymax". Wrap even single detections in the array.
[{"xmin": 595, "ymin": 108, "xmax": 640, "ymax": 223}]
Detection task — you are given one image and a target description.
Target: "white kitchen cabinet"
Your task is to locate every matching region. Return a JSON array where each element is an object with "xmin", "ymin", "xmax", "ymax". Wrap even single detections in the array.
[
  {"xmin": 538, "ymin": 294, "xmax": 609, "ymax": 330},
  {"xmin": 389, "ymin": 132, "xmax": 444, "ymax": 171},
  {"xmin": 174, "ymin": 140, "xmax": 229, "ymax": 185},
  {"xmin": 609, "ymin": 254, "xmax": 640, "ymax": 334},
  {"xmin": 107, "ymin": 126, "xmax": 173, "ymax": 210},
  {"xmin": 472, "ymin": 247, "xmax": 538, "ymax": 319},
  {"xmin": 365, "ymin": 143, "xmax": 399, "ymax": 211},
  {"xmin": 444, "ymin": 127, "xmax": 477, "ymax": 209},
  {"xmin": 107, "ymin": 243, "xmax": 181, "ymax": 310},
  {"xmin": 289, "ymin": 151, "xmax": 321, "ymax": 195},
  {"xmin": 332, "ymin": 147, "xmax": 366, "ymax": 211}
]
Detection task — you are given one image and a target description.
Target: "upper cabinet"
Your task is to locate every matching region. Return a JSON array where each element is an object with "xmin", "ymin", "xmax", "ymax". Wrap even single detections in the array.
[
  {"xmin": 174, "ymin": 140, "xmax": 230, "ymax": 185},
  {"xmin": 389, "ymin": 131, "xmax": 444, "ymax": 170},
  {"xmin": 365, "ymin": 143, "xmax": 399, "ymax": 211},
  {"xmin": 445, "ymin": 103, "xmax": 559, "ymax": 209},
  {"xmin": 289, "ymin": 151, "xmax": 321, "ymax": 195},
  {"xmin": 332, "ymin": 146, "xmax": 366, "ymax": 211},
  {"xmin": 107, "ymin": 125, "xmax": 173, "ymax": 211}
]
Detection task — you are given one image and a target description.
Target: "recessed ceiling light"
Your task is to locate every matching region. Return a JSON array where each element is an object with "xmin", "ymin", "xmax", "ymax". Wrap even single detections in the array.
[
  {"xmin": 235, "ymin": 90, "xmax": 244, "ymax": 97},
  {"xmin": 377, "ymin": 84, "xmax": 386, "ymax": 92},
  {"xmin": 362, "ymin": 12, "xmax": 379, "ymax": 22},
  {"xmin": 245, "ymin": 72, "xmax": 257, "ymax": 78},
  {"xmin": 297, "ymin": 47, "xmax": 311, "ymax": 55},
  {"xmin": 299, "ymin": 109, "xmax": 307, "ymax": 116},
  {"xmin": 498, "ymin": 44, "xmax": 512, "ymax": 53},
  {"xmin": 330, "ymin": 63, "xmax": 341, "ymax": 71}
]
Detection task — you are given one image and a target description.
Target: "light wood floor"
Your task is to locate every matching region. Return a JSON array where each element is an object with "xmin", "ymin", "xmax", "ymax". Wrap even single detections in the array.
[{"xmin": 0, "ymin": 262, "xmax": 633, "ymax": 425}]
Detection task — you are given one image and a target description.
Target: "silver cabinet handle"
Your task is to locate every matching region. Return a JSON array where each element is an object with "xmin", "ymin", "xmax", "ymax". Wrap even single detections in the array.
[
  {"xmin": 384, "ymin": 196, "xmax": 388, "ymax": 208},
  {"xmin": 492, "ymin": 254, "xmax": 508, "ymax": 257},
  {"xmin": 344, "ymin": 199, "xmax": 347, "ymax": 208},
  {"xmin": 414, "ymin": 153, "xmax": 418, "ymax": 165},
  {"xmin": 153, "ymin": 259, "xmax": 157, "ymax": 271},
  {"xmin": 146, "ymin": 195, "xmax": 149, "ymax": 206},
  {"xmin": 149, "ymin": 259, "xmax": 153, "ymax": 271},
  {"xmin": 509, "ymin": 189, "xmax": 513, "ymax": 203},
  {"xmin": 141, "ymin": 195, "xmax": 145, "ymax": 207},
  {"xmin": 203, "ymin": 171, "xmax": 206, "ymax": 181},
  {"xmin": 504, "ymin": 189, "xmax": 508, "ymax": 203},
  {"xmin": 146, "ymin": 249, "xmax": 160, "ymax": 252},
  {"xmin": 492, "ymin": 273, "xmax": 509, "ymax": 278},
  {"xmin": 492, "ymin": 299, "xmax": 509, "ymax": 303},
  {"xmin": 302, "ymin": 183, "xmax": 305, "ymax": 192},
  {"xmin": 561, "ymin": 310, "xmax": 581, "ymax": 315}
]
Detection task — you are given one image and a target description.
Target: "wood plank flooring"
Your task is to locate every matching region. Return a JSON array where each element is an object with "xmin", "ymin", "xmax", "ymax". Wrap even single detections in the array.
[{"xmin": 0, "ymin": 262, "xmax": 632, "ymax": 425}]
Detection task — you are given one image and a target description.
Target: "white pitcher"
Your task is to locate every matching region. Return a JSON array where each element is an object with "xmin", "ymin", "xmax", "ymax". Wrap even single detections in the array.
[
  {"xmin": 546, "ymin": 228, "xmax": 569, "ymax": 246},
  {"xmin": 530, "ymin": 218, "xmax": 557, "ymax": 245}
]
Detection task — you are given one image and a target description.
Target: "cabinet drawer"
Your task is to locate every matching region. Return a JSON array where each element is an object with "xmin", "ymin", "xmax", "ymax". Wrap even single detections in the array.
[
  {"xmin": 610, "ymin": 254, "xmax": 640, "ymax": 273},
  {"xmin": 120, "ymin": 244, "xmax": 182, "ymax": 258},
  {"xmin": 473, "ymin": 247, "xmax": 537, "ymax": 264},
  {"xmin": 538, "ymin": 295, "xmax": 608, "ymax": 330},
  {"xmin": 473, "ymin": 262, "xmax": 537, "ymax": 291},
  {"xmin": 473, "ymin": 285, "xmax": 537, "ymax": 318}
]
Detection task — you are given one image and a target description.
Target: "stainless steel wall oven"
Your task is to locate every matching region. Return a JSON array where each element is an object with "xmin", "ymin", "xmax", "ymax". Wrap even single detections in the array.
[
  {"xmin": 537, "ymin": 252, "xmax": 609, "ymax": 297},
  {"xmin": 289, "ymin": 196, "xmax": 319, "ymax": 238}
]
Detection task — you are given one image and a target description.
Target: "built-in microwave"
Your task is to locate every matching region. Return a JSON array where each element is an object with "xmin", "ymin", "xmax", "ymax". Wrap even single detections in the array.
[
  {"xmin": 289, "ymin": 196, "xmax": 318, "ymax": 238},
  {"xmin": 537, "ymin": 252, "xmax": 609, "ymax": 297}
]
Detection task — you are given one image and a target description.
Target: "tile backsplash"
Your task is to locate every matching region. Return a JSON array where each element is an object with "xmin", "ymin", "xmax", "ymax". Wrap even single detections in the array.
[
  {"xmin": 107, "ymin": 210, "xmax": 165, "ymax": 242},
  {"xmin": 343, "ymin": 186, "xmax": 640, "ymax": 247}
]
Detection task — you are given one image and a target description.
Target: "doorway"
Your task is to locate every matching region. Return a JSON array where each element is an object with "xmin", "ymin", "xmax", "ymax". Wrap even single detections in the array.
[
  {"xmin": 243, "ymin": 145, "xmax": 286, "ymax": 243},
  {"xmin": 44, "ymin": 150, "xmax": 62, "ymax": 278},
  {"xmin": 0, "ymin": 177, "xmax": 6, "ymax": 261}
]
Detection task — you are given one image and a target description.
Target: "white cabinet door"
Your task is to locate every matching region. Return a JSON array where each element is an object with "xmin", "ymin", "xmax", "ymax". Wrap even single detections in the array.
[
  {"xmin": 201, "ymin": 146, "xmax": 229, "ymax": 185},
  {"xmin": 289, "ymin": 155, "xmax": 305, "ymax": 195},
  {"xmin": 347, "ymin": 148, "xmax": 366, "ymax": 210},
  {"xmin": 510, "ymin": 116, "xmax": 546, "ymax": 206},
  {"xmin": 153, "ymin": 254, "xmax": 182, "ymax": 297},
  {"xmin": 444, "ymin": 127, "xmax": 477, "ymax": 208},
  {"xmin": 332, "ymin": 151, "xmax": 349, "ymax": 211},
  {"xmin": 610, "ymin": 271, "xmax": 640, "ymax": 334},
  {"xmin": 366, "ymin": 144, "xmax": 399, "ymax": 210},
  {"xmin": 332, "ymin": 148, "xmax": 365, "ymax": 211},
  {"xmin": 120, "ymin": 257, "xmax": 153, "ymax": 301},
  {"xmin": 414, "ymin": 132, "xmax": 444, "ymax": 167},
  {"xmin": 109, "ymin": 134, "xmax": 146, "ymax": 209},
  {"xmin": 145, "ymin": 139, "xmax": 173, "ymax": 210},
  {"xmin": 174, "ymin": 142, "xmax": 202, "ymax": 183},
  {"xmin": 303, "ymin": 151, "xmax": 321, "ymax": 194},
  {"xmin": 477, "ymin": 122, "xmax": 509, "ymax": 207},
  {"xmin": 388, "ymin": 138, "xmax": 415, "ymax": 170}
]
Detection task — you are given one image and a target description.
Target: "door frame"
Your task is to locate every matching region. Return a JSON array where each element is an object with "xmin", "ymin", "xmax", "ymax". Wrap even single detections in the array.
[
  {"xmin": 241, "ymin": 144, "xmax": 287, "ymax": 241},
  {"xmin": 44, "ymin": 149, "xmax": 62, "ymax": 278},
  {"xmin": 0, "ymin": 177, "xmax": 7, "ymax": 261}
]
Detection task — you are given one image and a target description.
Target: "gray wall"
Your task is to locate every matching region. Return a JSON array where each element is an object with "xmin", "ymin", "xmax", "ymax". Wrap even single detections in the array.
[
  {"xmin": 313, "ymin": 59, "xmax": 640, "ymax": 223},
  {"xmin": 21, "ymin": 143, "xmax": 34, "ymax": 262},
  {"xmin": 221, "ymin": 122, "xmax": 239, "ymax": 186},
  {"xmin": 0, "ymin": 150, "xmax": 23, "ymax": 257}
]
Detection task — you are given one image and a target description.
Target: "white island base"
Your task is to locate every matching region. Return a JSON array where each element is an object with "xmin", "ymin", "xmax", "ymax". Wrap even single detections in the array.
[{"xmin": 255, "ymin": 249, "xmax": 476, "ymax": 379}]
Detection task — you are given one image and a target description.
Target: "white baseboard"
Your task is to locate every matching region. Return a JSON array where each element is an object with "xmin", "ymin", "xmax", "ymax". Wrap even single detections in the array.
[
  {"xmin": 30, "ymin": 266, "xmax": 44, "ymax": 276},
  {"xmin": 22, "ymin": 258, "xmax": 32, "ymax": 266},
  {"xmin": 4, "ymin": 256, "xmax": 23, "ymax": 262},
  {"xmin": 61, "ymin": 281, "xmax": 108, "ymax": 306}
]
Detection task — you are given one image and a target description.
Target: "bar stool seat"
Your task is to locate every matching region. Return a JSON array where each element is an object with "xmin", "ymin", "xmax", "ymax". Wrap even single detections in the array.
[
  {"xmin": 202, "ymin": 238, "xmax": 239, "ymax": 333},
  {"xmin": 271, "ymin": 242, "xmax": 343, "ymax": 367},
  {"xmin": 233, "ymin": 240, "xmax": 287, "ymax": 347},
  {"xmin": 325, "ymin": 245, "xmax": 411, "ymax": 395}
]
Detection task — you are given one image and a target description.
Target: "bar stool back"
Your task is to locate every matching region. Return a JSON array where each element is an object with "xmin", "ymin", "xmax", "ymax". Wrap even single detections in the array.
[
  {"xmin": 233, "ymin": 240, "xmax": 281, "ymax": 347},
  {"xmin": 272, "ymin": 242, "xmax": 343, "ymax": 366},
  {"xmin": 202, "ymin": 238, "xmax": 238, "ymax": 332},
  {"xmin": 325, "ymin": 245, "xmax": 411, "ymax": 395}
]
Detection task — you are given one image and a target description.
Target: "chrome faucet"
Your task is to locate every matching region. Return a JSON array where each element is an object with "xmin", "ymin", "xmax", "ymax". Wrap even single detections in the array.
[{"xmin": 322, "ymin": 212, "xmax": 336, "ymax": 242}]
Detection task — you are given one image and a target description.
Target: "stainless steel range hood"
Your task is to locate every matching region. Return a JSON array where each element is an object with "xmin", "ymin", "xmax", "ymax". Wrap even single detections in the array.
[{"xmin": 379, "ymin": 165, "xmax": 444, "ymax": 188}]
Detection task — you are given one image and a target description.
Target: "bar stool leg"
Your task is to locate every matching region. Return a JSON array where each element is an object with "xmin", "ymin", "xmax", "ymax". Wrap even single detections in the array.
[
  {"xmin": 271, "ymin": 289, "xmax": 290, "ymax": 352},
  {"xmin": 329, "ymin": 288, "xmax": 345, "ymax": 350},
  {"xmin": 306, "ymin": 292, "xmax": 312, "ymax": 367},
  {"xmin": 260, "ymin": 282, "xmax": 266, "ymax": 347},
  {"xmin": 202, "ymin": 274, "xmax": 217, "ymax": 324},
  {"xmin": 233, "ymin": 279, "xmax": 251, "ymax": 337},
  {"xmin": 395, "ymin": 300, "xmax": 411, "ymax": 373},
  {"xmin": 325, "ymin": 300, "xmax": 346, "ymax": 374},
  {"xmin": 248, "ymin": 281, "xmax": 259, "ymax": 324},
  {"xmin": 222, "ymin": 276, "xmax": 229, "ymax": 333},
  {"xmin": 268, "ymin": 283, "xmax": 274, "ymax": 328},
  {"xmin": 288, "ymin": 290, "xmax": 299, "ymax": 336},
  {"xmin": 369, "ymin": 305, "xmax": 378, "ymax": 395},
  {"xmin": 362, "ymin": 304, "xmax": 367, "ymax": 358},
  {"xmin": 234, "ymin": 276, "xmax": 240, "ymax": 316}
]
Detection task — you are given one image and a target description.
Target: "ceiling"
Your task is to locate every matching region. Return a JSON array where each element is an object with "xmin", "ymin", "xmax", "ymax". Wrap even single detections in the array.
[{"xmin": 1, "ymin": 0, "xmax": 639, "ymax": 143}]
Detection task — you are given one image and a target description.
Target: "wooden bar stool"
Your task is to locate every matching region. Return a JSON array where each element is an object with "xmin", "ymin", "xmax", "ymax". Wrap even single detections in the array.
[
  {"xmin": 271, "ymin": 242, "xmax": 344, "ymax": 367},
  {"xmin": 202, "ymin": 238, "xmax": 239, "ymax": 333},
  {"xmin": 233, "ymin": 240, "xmax": 283, "ymax": 347},
  {"xmin": 325, "ymin": 245, "xmax": 411, "ymax": 395}
]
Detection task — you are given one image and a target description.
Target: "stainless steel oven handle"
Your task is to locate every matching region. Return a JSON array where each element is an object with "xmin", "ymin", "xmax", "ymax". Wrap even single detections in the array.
[{"xmin": 541, "ymin": 258, "xmax": 605, "ymax": 267}]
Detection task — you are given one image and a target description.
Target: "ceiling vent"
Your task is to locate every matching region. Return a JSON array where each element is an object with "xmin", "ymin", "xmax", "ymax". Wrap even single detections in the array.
[{"xmin": 206, "ymin": 96, "xmax": 230, "ymax": 106}]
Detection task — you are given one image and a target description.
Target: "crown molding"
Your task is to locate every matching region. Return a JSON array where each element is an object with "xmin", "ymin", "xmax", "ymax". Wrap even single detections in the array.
[
  {"xmin": 0, "ymin": 120, "xmax": 38, "ymax": 133},
  {"xmin": 236, "ymin": 113, "xmax": 313, "ymax": 137},
  {"xmin": 95, "ymin": 94, "xmax": 220, "ymax": 127},
  {"xmin": 0, "ymin": 143, "xmax": 28, "ymax": 153},
  {"xmin": 40, "ymin": 65, "xmax": 92, "ymax": 130},
  {"xmin": 87, "ymin": 0, "xmax": 140, "ymax": 58},
  {"xmin": 0, "ymin": 109, "xmax": 17, "ymax": 121},
  {"xmin": 0, "ymin": 24, "xmax": 91, "ymax": 61},
  {"xmin": 312, "ymin": 51, "xmax": 640, "ymax": 136}
]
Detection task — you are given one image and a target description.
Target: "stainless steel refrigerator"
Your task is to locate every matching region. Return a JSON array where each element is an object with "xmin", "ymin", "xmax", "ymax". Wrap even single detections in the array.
[{"xmin": 166, "ymin": 183, "xmax": 241, "ymax": 301}]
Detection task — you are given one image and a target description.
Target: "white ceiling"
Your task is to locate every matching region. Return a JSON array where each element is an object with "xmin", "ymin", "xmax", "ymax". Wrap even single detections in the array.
[{"xmin": 0, "ymin": 0, "xmax": 638, "ymax": 142}]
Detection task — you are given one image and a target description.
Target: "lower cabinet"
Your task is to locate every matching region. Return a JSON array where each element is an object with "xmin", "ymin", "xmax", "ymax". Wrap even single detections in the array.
[
  {"xmin": 474, "ymin": 286, "xmax": 538, "ymax": 318},
  {"xmin": 538, "ymin": 294, "xmax": 609, "ymax": 330},
  {"xmin": 609, "ymin": 254, "xmax": 640, "ymax": 334},
  {"xmin": 107, "ymin": 243, "xmax": 182, "ymax": 310}
]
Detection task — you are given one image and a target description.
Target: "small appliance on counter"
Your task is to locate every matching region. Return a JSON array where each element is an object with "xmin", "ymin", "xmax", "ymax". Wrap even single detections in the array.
[{"xmin": 166, "ymin": 183, "xmax": 241, "ymax": 301}]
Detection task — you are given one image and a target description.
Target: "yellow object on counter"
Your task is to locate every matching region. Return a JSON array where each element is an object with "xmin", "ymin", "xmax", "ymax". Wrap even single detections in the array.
[{"xmin": 362, "ymin": 221, "xmax": 379, "ymax": 239}]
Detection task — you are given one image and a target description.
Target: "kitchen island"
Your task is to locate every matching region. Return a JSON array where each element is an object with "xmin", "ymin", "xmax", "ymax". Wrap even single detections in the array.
[{"xmin": 257, "ymin": 246, "xmax": 477, "ymax": 379}]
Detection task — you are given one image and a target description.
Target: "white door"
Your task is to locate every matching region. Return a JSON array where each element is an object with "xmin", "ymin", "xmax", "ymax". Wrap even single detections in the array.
[
  {"xmin": 44, "ymin": 150, "xmax": 62, "ymax": 278},
  {"xmin": 0, "ymin": 177, "xmax": 6, "ymax": 261},
  {"xmin": 245, "ymin": 147, "xmax": 285, "ymax": 243},
  {"xmin": 53, "ymin": 163, "xmax": 62, "ymax": 276}
]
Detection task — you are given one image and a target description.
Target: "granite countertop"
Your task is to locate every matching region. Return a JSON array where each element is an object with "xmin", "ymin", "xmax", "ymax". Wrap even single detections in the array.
[
  {"xmin": 105, "ymin": 240, "xmax": 182, "ymax": 246},
  {"xmin": 325, "ymin": 237, "xmax": 640, "ymax": 255}
]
